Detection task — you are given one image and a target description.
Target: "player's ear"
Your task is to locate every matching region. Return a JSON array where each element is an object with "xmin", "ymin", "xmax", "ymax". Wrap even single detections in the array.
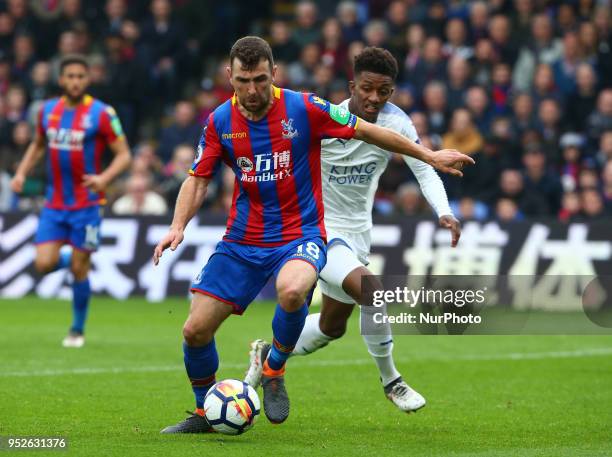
[
  {"xmin": 348, "ymin": 80, "xmax": 355, "ymax": 95},
  {"xmin": 271, "ymin": 64, "xmax": 277, "ymax": 82},
  {"xmin": 226, "ymin": 65, "xmax": 232, "ymax": 81}
]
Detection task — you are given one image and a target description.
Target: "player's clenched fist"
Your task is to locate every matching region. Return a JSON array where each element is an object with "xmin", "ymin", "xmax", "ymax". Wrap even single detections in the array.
[
  {"xmin": 10, "ymin": 174, "xmax": 25, "ymax": 194},
  {"xmin": 153, "ymin": 227, "xmax": 184, "ymax": 265}
]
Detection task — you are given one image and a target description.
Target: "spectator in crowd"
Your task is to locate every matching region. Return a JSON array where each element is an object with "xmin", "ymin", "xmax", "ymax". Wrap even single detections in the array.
[
  {"xmin": 386, "ymin": 0, "xmax": 408, "ymax": 59},
  {"xmin": 337, "ymin": 1, "xmax": 362, "ymax": 44},
  {"xmin": 422, "ymin": 80, "xmax": 448, "ymax": 135},
  {"xmin": 511, "ymin": 92, "xmax": 536, "ymax": 138},
  {"xmin": 601, "ymin": 160, "xmax": 612, "ymax": 212},
  {"xmin": 497, "ymin": 168, "xmax": 548, "ymax": 217},
  {"xmin": 513, "ymin": 13, "xmax": 563, "ymax": 91},
  {"xmin": 580, "ymin": 188, "xmax": 606, "ymax": 220},
  {"xmin": 442, "ymin": 108, "xmax": 483, "ymax": 155},
  {"xmin": 319, "ymin": 17, "xmax": 346, "ymax": 75},
  {"xmin": 566, "ymin": 63, "xmax": 598, "ymax": 132},
  {"xmin": 468, "ymin": 1, "xmax": 489, "ymax": 44},
  {"xmin": 472, "ymin": 38, "xmax": 494, "ymax": 87},
  {"xmin": 552, "ymin": 31, "xmax": 583, "ymax": 97},
  {"xmin": 558, "ymin": 190, "xmax": 582, "ymax": 222},
  {"xmin": 395, "ymin": 182, "xmax": 425, "ymax": 216},
  {"xmin": 401, "ymin": 23, "xmax": 425, "ymax": 80},
  {"xmin": 536, "ymin": 98, "xmax": 564, "ymax": 162},
  {"xmin": 112, "ymin": 173, "xmax": 167, "ymax": 215},
  {"xmin": 292, "ymin": 1, "xmax": 320, "ymax": 48},
  {"xmin": 445, "ymin": 55, "xmax": 471, "ymax": 112},
  {"xmin": 157, "ymin": 100, "xmax": 200, "ymax": 164},
  {"xmin": 596, "ymin": 130, "xmax": 612, "ymax": 166},
  {"xmin": 363, "ymin": 19, "xmax": 389, "ymax": 49},
  {"xmin": 159, "ymin": 144, "xmax": 194, "ymax": 208},
  {"xmin": 491, "ymin": 62, "xmax": 512, "ymax": 115},
  {"xmin": 406, "ymin": 36, "xmax": 445, "ymax": 93},
  {"xmin": 522, "ymin": 146, "xmax": 563, "ymax": 216},
  {"xmin": 496, "ymin": 198, "xmax": 522, "ymax": 222},
  {"xmin": 465, "ymin": 85, "xmax": 491, "ymax": 133},
  {"xmin": 140, "ymin": 0, "xmax": 187, "ymax": 106},
  {"xmin": 443, "ymin": 18, "xmax": 473, "ymax": 60},
  {"xmin": 559, "ymin": 132, "xmax": 586, "ymax": 192},
  {"xmin": 489, "ymin": 14, "xmax": 518, "ymax": 66},
  {"xmin": 269, "ymin": 20, "xmax": 299, "ymax": 63},
  {"xmin": 288, "ymin": 43, "xmax": 320, "ymax": 88},
  {"xmin": 586, "ymin": 89, "xmax": 612, "ymax": 145}
]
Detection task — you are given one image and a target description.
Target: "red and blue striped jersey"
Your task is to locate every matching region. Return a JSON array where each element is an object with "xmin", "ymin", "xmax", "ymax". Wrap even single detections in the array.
[
  {"xmin": 190, "ymin": 86, "xmax": 359, "ymax": 246},
  {"xmin": 37, "ymin": 95, "xmax": 124, "ymax": 210}
]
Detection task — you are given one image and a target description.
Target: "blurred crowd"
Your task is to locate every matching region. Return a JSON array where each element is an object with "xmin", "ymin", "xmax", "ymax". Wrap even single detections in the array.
[{"xmin": 1, "ymin": 0, "xmax": 612, "ymax": 223}]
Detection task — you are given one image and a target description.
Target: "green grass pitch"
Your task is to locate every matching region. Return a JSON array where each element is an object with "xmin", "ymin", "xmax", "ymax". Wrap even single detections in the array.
[{"xmin": 1, "ymin": 297, "xmax": 611, "ymax": 457}]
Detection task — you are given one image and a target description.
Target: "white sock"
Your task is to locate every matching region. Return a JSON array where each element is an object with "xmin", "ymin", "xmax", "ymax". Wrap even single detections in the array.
[
  {"xmin": 360, "ymin": 305, "xmax": 401, "ymax": 386},
  {"xmin": 292, "ymin": 313, "xmax": 334, "ymax": 356}
]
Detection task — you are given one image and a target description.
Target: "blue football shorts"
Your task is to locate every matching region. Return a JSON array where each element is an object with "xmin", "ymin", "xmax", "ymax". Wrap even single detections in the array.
[
  {"xmin": 34, "ymin": 205, "xmax": 103, "ymax": 252},
  {"xmin": 190, "ymin": 236, "xmax": 327, "ymax": 314}
]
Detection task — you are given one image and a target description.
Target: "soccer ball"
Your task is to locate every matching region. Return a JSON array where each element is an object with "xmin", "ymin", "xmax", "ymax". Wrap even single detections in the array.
[{"xmin": 204, "ymin": 379, "xmax": 260, "ymax": 435}]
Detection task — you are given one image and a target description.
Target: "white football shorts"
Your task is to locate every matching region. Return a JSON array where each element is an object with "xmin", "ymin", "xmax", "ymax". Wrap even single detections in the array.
[{"xmin": 319, "ymin": 228, "xmax": 371, "ymax": 304}]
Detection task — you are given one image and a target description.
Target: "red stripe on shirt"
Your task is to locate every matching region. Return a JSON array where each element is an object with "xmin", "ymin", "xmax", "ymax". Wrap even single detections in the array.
[
  {"xmin": 230, "ymin": 105, "xmax": 264, "ymax": 244},
  {"xmin": 267, "ymin": 90, "xmax": 303, "ymax": 241},
  {"xmin": 303, "ymin": 94, "xmax": 327, "ymax": 242},
  {"xmin": 48, "ymin": 99, "xmax": 65, "ymax": 208},
  {"xmin": 225, "ymin": 175, "xmax": 240, "ymax": 235},
  {"xmin": 69, "ymin": 102, "xmax": 89, "ymax": 207}
]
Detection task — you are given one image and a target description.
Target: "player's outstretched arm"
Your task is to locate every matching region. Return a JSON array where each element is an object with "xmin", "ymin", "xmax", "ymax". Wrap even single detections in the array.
[
  {"xmin": 10, "ymin": 133, "xmax": 46, "ymax": 194},
  {"xmin": 153, "ymin": 175, "xmax": 209, "ymax": 265},
  {"xmin": 83, "ymin": 136, "xmax": 132, "ymax": 192},
  {"xmin": 353, "ymin": 121, "xmax": 475, "ymax": 177}
]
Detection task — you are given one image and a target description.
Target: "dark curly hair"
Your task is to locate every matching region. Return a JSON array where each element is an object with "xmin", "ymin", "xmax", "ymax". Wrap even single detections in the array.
[
  {"xmin": 354, "ymin": 47, "xmax": 398, "ymax": 81},
  {"xmin": 230, "ymin": 36, "xmax": 274, "ymax": 71},
  {"xmin": 59, "ymin": 55, "xmax": 89, "ymax": 74}
]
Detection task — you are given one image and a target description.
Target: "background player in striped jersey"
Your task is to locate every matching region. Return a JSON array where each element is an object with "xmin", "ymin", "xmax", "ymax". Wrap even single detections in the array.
[
  {"xmin": 153, "ymin": 36, "xmax": 473, "ymax": 433},
  {"xmin": 10, "ymin": 55, "xmax": 131, "ymax": 348},
  {"xmin": 246, "ymin": 47, "xmax": 461, "ymax": 413}
]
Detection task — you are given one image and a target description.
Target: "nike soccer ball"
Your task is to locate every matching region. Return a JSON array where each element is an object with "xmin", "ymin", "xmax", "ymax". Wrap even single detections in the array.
[{"xmin": 204, "ymin": 379, "xmax": 260, "ymax": 435}]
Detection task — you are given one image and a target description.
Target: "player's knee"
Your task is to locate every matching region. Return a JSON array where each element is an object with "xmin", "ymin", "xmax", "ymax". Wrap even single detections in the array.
[
  {"xmin": 319, "ymin": 318, "xmax": 347, "ymax": 339},
  {"xmin": 277, "ymin": 283, "xmax": 306, "ymax": 311},
  {"xmin": 70, "ymin": 260, "xmax": 90, "ymax": 281},
  {"xmin": 34, "ymin": 257, "xmax": 56, "ymax": 274},
  {"xmin": 183, "ymin": 321, "xmax": 213, "ymax": 347}
]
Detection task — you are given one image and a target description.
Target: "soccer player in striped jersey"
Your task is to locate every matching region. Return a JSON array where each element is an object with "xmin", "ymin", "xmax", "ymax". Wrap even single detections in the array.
[
  {"xmin": 153, "ymin": 36, "xmax": 472, "ymax": 433},
  {"xmin": 246, "ymin": 47, "xmax": 461, "ymax": 413},
  {"xmin": 10, "ymin": 55, "xmax": 131, "ymax": 348}
]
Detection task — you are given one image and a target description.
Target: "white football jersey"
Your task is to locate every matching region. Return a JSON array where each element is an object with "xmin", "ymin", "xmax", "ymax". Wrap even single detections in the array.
[{"xmin": 321, "ymin": 100, "xmax": 452, "ymax": 232}]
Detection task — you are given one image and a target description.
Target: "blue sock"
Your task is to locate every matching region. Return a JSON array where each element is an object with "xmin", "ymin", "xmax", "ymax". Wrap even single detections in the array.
[
  {"xmin": 267, "ymin": 303, "xmax": 309, "ymax": 371},
  {"xmin": 52, "ymin": 248, "xmax": 72, "ymax": 272},
  {"xmin": 183, "ymin": 340, "xmax": 219, "ymax": 409},
  {"xmin": 70, "ymin": 278, "xmax": 90, "ymax": 334}
]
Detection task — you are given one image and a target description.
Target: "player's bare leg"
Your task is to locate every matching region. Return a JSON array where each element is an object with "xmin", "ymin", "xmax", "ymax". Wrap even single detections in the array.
[
  {"xmin": 34, "ymin": 242, "xmax": 63, "ymax": 274},
  {"xmin": 259, "ymin": 259, "xmax": 317, "ymax": 424},
  {"xmin": 161, "ymin": 292, "xmax": 233, "ymax": 434}
]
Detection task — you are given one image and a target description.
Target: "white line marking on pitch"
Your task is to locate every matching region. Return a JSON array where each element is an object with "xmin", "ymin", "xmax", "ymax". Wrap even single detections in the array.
[{"xmin": 1, "ymin": 347, "xmax": 611, "ymax": 378}]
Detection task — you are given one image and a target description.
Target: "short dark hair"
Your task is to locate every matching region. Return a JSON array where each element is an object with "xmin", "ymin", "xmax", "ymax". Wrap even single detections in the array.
[
  {"xmin": 229, "ymin": 36, "xmax": 274, "ymax": 71},
  {"xmin": 60, "ymin": 55, "xmax": 89, "ymax": 74},
  {"xmin": 354, "ymin": 47, "xmax": 398, "ymax": 81}
]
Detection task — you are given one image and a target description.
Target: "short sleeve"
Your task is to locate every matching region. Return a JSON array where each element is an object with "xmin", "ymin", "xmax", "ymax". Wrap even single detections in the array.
[
  {"xmin": 190, "ymin": 113, "xmax": 223, "ymax": 179},
  {"xmin": 305, "ymin": 94, "xmax": 359, "ymax": 140},
  {"xmin": 99, "ymin": 105, "xmax": 125, "ymax": 144}
]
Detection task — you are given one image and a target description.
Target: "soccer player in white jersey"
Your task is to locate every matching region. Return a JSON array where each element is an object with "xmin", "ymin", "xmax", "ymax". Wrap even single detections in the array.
[{"xmin": 245, "ymin": 47, "xmax": 461, "ymax": 412}]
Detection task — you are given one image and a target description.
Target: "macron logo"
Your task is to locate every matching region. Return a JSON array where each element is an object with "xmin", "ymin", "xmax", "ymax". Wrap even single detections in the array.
[{"xmin": 222, "ymin": 132, "xmax": 247, "ymax": 140}]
